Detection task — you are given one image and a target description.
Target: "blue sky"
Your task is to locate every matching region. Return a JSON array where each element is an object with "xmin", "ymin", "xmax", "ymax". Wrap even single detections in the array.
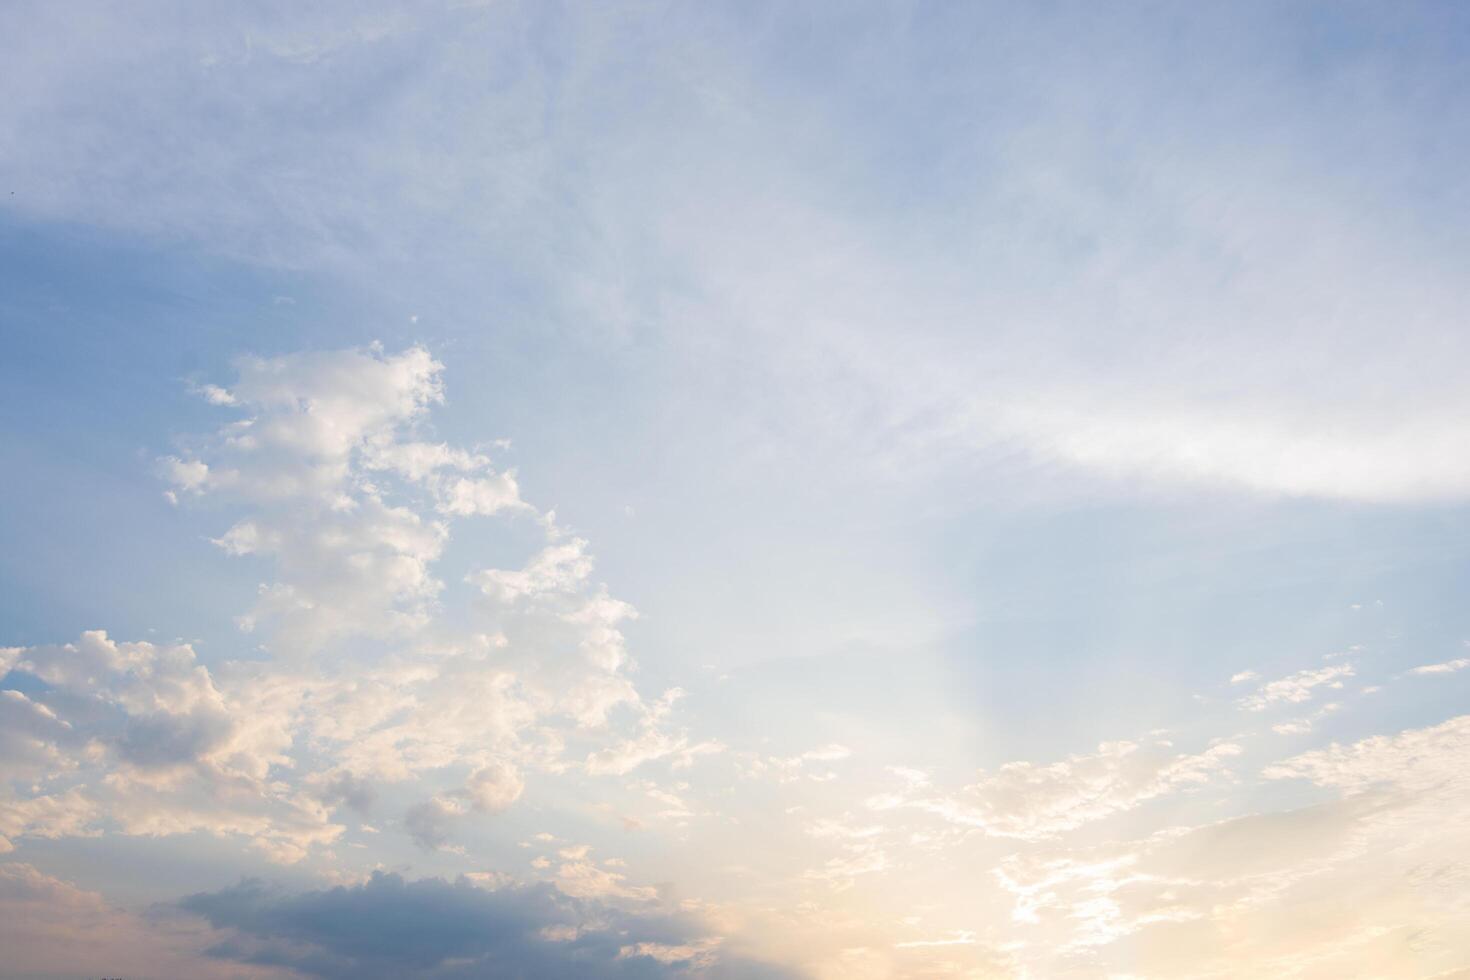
[{"xmin": 3, "ymin": 2, "xmax": 1470, "ymax": 977}]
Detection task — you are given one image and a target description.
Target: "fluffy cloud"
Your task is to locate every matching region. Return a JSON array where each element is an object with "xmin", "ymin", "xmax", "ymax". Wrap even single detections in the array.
[
  {"xmin": 0, "ymin": 631, "xmax": 338, "ymax": 862},
  {"xmin": 158, "ymin": 345, "xmax": 532, "ymax": 658},
  {"xmin": 1, "ymin": 346, "xmax": 718, "ymax": 865},
  {"xmin": 399, "ymin": 764, "xmax": 519, "ymax": 851},
  {"xmin": 465, "ymin": 760, "xmax": 525, "ymax": 814}
]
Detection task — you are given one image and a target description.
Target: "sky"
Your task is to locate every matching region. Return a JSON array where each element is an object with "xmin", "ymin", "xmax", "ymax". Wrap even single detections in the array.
[{"xmin": 2, "ymin": 2, "xmax": 1470, "ymax": 978}]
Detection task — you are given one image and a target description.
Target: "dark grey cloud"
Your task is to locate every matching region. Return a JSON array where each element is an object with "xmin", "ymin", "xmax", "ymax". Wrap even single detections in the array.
[
  {"xmin": 318, "ymin": 771, "xmax": 377, "ymax": 814},
  {"xmin": 403, "ymin": 798, "xmax": 457, "ymax": 851},
  {"xmin": 118, "ymin": 709, "xmax": 234, "ymax": 768},
  {"xmin": 179, "ymin": 872, "xmax": 799, "ymax": 980}
]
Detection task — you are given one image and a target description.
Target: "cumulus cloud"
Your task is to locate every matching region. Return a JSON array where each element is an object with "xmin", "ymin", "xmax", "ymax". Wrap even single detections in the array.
[
  {"xmin": 468, "ymin": 537, "xmax": 596, "ymax": 605},
  {"xmin": 436, "ymin": 472, "xmax": 526, "ymax": 517},
  {"xmin": 1, "ymin": 345, "xmax": 720, "ymax": 865},
  {"xmin": 399, "ymin": 764, "xmax": 518, "ymax": 851},
  {"xmin": 0, "ymin": 631, "xmax": 338, "ymax": 862},
  {"xmin": 465, "ymin": 760, "xmax": 524, "ymax": 813},
  {"xmin": 164, "ymin": 346, "xmax": 458, "ymax": 654}
]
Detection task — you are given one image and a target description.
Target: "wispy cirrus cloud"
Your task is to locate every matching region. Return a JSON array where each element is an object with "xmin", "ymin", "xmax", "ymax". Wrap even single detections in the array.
[
  {"xmin": 868, "ymin": 737, "xmax": 1242, "ymax": 841},
  {"xmin": 6, "ymin": 3, "xmax": 1470, "ymax": 505}
]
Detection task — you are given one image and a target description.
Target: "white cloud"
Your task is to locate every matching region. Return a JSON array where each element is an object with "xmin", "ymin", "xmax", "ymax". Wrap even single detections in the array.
[
  {"xmin": 361, "ymin": 439, "xmax": 487, "ymax": 482},
  {"xmin": 1236, "ymin": 664, "xmax": 1354, "ymax": 712},
  {"xmin": 1263, "ymin": 714, "xmax": 1470, "ymax": 795},
  {"xmin": 0, "ymin": 631, "xmax": 341, "ymax": 862},
  {"xmin": 465, "ymin": 760, "xmax": 524, "ymax": 813},
  {"xmin": 437, "ymin": 472, "xmax": 525, "ymax": 517},
  {"xmin": 0, "ymin": 346, "xmax": 718, "ymax": 862},
  {"xmin": 992, "ymin": 402, "xmax": 1470, "ymax": 503},
  {"xmin": 191, "ymin": 383, "xmax": 238, "ymax": 406},
  {"xmin": 1409, "ymin": 658, "xmax": 1470, "ymax": 676},
  {"xmin": 162, "ymin": 346, "xmax": 458, "ymax": 654},
  {"xmin": 0, "ymin": 787, "xmax": 102, "ymax": 843},
  {"xmin": 554, "ymin": 845, "xmax": 658, "ymax": 900},
  {"xmin": 469, "ymin": 537, "xmax": 596, "ymax": 605}
]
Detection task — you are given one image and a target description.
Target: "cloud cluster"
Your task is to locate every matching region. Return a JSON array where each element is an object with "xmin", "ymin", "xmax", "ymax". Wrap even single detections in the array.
[
  {"xmin": 1, "ymin": 346, "xmax": 710, "ymax": 864},
  {"xmin": 0, "ymin": 631, "xmax": 336, "ymax": 862},
  {"xmin": 6, "ymin": 342, "xmax": 1470, "ymax": 980}
]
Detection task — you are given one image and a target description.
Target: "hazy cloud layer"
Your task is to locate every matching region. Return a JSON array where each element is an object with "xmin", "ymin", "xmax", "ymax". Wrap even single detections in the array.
[
  {"xmin": 5, "ymin": 3, "xmax": 1470, "ymax": 977},
  {"xmin": 4, "ymin": 3, "xmax": 1470, "ymax": 503}
]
